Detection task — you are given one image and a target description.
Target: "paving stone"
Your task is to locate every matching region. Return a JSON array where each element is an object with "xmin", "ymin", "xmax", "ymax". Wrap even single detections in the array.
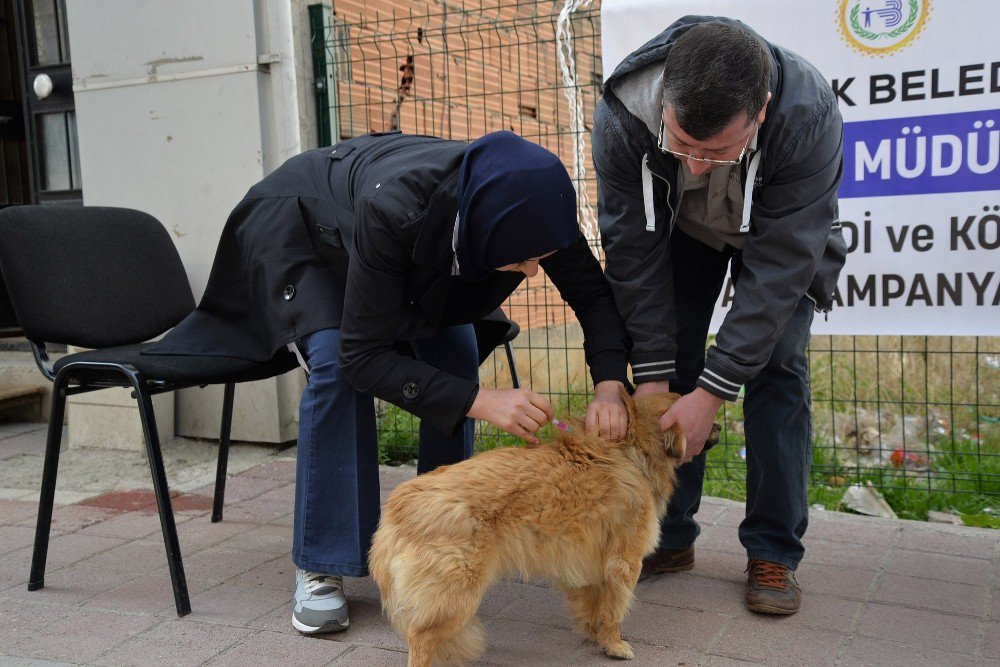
[
  {"xmin": 712, "ymin": 616, "xmax": 845, "ymax": 666},
  {"xmin": 185, "ymin": 583, "xmax": 289, "ymax": 626},
  {"xmin": 0, "ymin": 524, "xmax": 36, "ymax": 555},
  {"xmin": 175, "ymin": 516, "xmax": 255, "ymax": 553},
  {"xmin": 566, "ymin": 641, "xmax": 704, "ymax": 666},
  {"xmin": 6, "ymin": 608, "xmax": 158, "ymax": 664},
  {"xmin": 230, "ymin": 555, "xmax": 295, "ymax": 590},
  {"xmin": 219, "ymin": 499, "xmax": 294, "ymax": 525},
  {"xmin": 319, "ymin": 596, "xmax": 405, "ymax": 652},
  {"xmin": 701, "ymin": 656, "xmax": 769, "ymax": 666},
  {"xmin": 855, "ymin": 603, "xmax": 981, "ymax": 654},
  {"xmin": 794, "ymin": 563, "xmax": 877, "ymax": 601},
  {"xmin": 635, "ymin": 571, "xmax": 744, "ymax": 615},
  {"xmin": 206, "ymin": 629, "xmax": 350, "ymax": 666},
  {"xmin": 73, "ymin": 538, "xmax": 179, "ymax": 576},
  {"xmin": 685, "ymin": 548, "xmax": 746, "ymax": 583},
  {"xmin": 94, "ymin": 620, "xmax": 253, "ymax": 667},
  {"xmin": 77, "ymin": 508, "xmax": 182, "ymax": 541},
  {"xmin": 241, "ymin": 460, "xmax": 297, "ymax": 483},
  {"xmin": 884, "ymin": 548, "xmax": 993, "ymax": 586},
  {"xmin": 0, "ymin": 499, "xmax": 42, "ymax": 525},
  {"xmin": 0, "ymin": 432, "xmax": 50, "ymax": 461},
  {"xmin": 2, "ymin": 440, "xmax": 1000, "ymax": 667},
  {"xmin": 17, "ymin": 503, "xmax": 120, "ymax": 534},
  {"xmin": 0, "ymin": 597, "xmax": 73, "ymax": 653},
  {"xmin": 180, "ymin": 547, "xmax": 278, "ymax": 585},
  {"xmin": 713, "ymin": 504, "xmax": 747, "ymax": 528},
  {"xmin": 343, "ymin": 574, "xmax": 381, "ymax": 602},
  {"xmin": 208, "ymin": 475, "xmax": 286, "ymax": 504},
  {"xmin": 896, "ymin": 524, "xmax": 999, "ymax": 559},
  {"xmin": 330, "ymin": 645, "xmax": 407, "ymax": 666},
  {"xmin": 0, "ymin": 547, "xmax": 31, "ymax": 593},
  {"xmin": 488, "ymin": 580, "xmax": 574, "ymax": 629},
  {"xmin": 213, "ymin": 524, "xmax": 292, "ymax": 556},
  {"xmin": 778, "ymin": 594, "xmax": 861, "ymax": 635},
  {"xmin": 478, "ymin": 616, "xmax": 589, "ymax": 665},
  {"xmin": 805, "ymin": 516, "xmax": 900, "ymax": 547},
  {"xmin": 85, "ymin": 574, "xmax": 215, "ymax": 616},
  {"xmin": 801, "ymin": 537, "xmax": 889, "ymax": 571},
  {"xmin": 7, "ymin": 532, "xmax": 125, "ymax": 571},
  {"xmin": 872, "ymin": 573, "xmax": 986, "ymax": 617},
  {"xmin": 982, "ymin": 621, "xmax": 1000, "ymax": 659},
  {"xmin": 697, "ymin": 525, "xmax": 745, "ymax": 555},
  {"xmin": 251, "ymin": 483, "xmax": 295, "ymax": 506},
  {"xmin": 618, "ymin": 600, "xmax": 732, "ymax": 652},
  {"xmin": 840, "ymin": 635, "xmax": 981, "ymax": 666},
  {"xmin": 7, "ymin": 559, "xmax": 150, "ymax": 607}
]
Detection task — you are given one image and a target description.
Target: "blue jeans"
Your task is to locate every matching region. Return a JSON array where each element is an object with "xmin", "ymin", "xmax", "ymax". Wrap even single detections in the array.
[
  {"xmin": 657, "ymin": 230, "xmax": 814, "ymax": 570},
  {"xmin": 291, "ymin": 325, "xmax": 478, "ymax": 576}
]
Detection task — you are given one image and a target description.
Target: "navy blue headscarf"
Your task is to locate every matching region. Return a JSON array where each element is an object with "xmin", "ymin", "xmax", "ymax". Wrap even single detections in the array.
[{"xmin": 455, "ymin": 131, "xmax": 578, "ymax": 282}]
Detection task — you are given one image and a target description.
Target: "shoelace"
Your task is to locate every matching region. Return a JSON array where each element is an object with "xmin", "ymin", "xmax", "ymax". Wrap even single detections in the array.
[
  {"xmin": 302, "ymin": 573, "xmax": 343, "ymax": 595},
  {"xmin": 746, "ymin": 560, "xmax": 788, "ymax": 590}
]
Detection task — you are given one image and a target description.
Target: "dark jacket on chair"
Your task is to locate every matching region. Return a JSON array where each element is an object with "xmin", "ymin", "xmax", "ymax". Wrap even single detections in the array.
[{"xmin": 147, "ymin": 131, "xmax": 629, "ymax": 434}]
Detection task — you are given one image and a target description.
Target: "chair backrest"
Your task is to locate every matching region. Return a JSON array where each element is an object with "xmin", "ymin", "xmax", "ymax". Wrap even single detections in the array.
[{"xmin": 0, "ymin": 206, "xmax": 196, "ymax": 348}]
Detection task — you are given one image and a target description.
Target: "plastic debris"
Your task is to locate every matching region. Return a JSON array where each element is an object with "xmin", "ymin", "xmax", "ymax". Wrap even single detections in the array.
[
  {"xmin": 889, "ymin": 449, "xmax": 930, "ymax": 471},
  {"xmin": 738, "ymin": 447, "xmax": 746, "ymax": 460},
  {"xmin": 841, "ymin": 482, "xmax": 898, "ymax": 519},
  {"xmin": 826, "ymin": 475, "xmax": 848, "ymax": 486}
]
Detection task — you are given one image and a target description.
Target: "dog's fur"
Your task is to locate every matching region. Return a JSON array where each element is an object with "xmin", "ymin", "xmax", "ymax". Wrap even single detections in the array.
[{"xmin": 369, "ymin": 391, "xmax": 687, "ymax": 666}]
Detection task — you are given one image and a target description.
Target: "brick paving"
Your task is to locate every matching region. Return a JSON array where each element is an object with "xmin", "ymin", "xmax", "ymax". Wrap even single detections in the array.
[{"xmin": 0, "ymin": 425, "xmax": 998, "ymax": 666}]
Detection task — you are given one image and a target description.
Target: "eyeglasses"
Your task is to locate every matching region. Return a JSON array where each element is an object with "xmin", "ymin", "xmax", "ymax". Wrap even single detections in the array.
[{"xmin": 658, "ymin": 120, "xmax": 755, "ymax": 166}]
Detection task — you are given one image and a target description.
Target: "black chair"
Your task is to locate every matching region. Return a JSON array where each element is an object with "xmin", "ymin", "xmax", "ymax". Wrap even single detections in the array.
[
  {"xmin": 473, "ymin": 307, "xmax": 522, "ymax": 389},
  {"xmin": 0, "ymin": 206, "xmax": 299, "ymax": 616}
]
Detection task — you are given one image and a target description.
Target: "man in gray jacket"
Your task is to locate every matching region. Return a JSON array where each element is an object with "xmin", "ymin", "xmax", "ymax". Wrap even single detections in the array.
[{"xmin": 593, "ymin": 16, "xmax": 847, "ymax": 614}]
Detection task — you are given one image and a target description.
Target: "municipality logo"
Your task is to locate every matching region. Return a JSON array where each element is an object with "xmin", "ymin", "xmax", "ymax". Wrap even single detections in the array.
[{"xmin": 838, "ymin": 0, "xmax": 931, "ymax": 57}]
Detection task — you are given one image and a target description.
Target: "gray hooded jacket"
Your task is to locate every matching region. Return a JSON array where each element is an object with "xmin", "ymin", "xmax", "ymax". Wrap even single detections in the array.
[{"xmin": 593, "ymin": 15, "xmax": 847, "ymax": 401}]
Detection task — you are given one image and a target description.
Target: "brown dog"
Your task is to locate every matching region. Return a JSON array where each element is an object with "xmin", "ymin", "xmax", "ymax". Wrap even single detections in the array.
[{"xmin": 369, "ymin": 391, "xmax": 691, "ymax": 666}]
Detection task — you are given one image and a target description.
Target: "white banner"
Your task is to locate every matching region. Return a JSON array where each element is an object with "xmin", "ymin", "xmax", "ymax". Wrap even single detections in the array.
[{"xmin": 600, "ymin": 0, "xmax": 999, "ymax": 335}]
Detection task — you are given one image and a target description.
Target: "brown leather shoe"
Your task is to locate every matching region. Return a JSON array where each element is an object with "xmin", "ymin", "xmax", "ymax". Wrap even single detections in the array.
[
  {"xmin": 639, "ymin": 545, "xmax": 695, "ymax": 580},
  {"xmin": 745, "ymin": 559, "xmax": 801, "ymax": 615}
]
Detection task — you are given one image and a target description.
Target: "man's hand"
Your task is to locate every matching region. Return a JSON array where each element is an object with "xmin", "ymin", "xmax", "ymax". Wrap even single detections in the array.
[
  {"xmin": 467, "ymin": 387, "xmax": 554, "ymax": 444},
  {"xmin": 660, "ymin": 387, "xmax": 725, "ymax": 460},
  {"xmin": 585, "ymin": 380, "xmax": 628, "ymax": 439},
  {"xmin": 633, "ymin": 380, "xmax": 670, "ymax": 397}
]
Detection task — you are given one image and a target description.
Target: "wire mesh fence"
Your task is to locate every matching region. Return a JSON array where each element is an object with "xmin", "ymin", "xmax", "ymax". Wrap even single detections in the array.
[{"xmin": 310, "ymin": 0, "xmax": 1000, "ymax": 513}]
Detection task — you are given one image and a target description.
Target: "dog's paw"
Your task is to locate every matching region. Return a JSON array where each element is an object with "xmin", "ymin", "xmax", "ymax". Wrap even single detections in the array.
[{"xmin": 602, "ymin": 640, "xmax": 634, "ymax": 660}]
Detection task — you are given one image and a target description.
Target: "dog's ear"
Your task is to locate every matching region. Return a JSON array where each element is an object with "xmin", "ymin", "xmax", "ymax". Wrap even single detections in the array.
[{"xmin": 663, "ymin": 424, "xmax": 687, "ymax": 459}]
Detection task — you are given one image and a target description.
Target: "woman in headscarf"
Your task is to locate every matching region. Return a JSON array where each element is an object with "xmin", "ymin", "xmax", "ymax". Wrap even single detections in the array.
[{"xmin": 147, "ymin": 130, "xmax": 630, "ymax": 634}]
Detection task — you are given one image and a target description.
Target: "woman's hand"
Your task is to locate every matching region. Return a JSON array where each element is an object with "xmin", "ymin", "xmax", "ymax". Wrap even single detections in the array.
[
  {"xmin": 585, "ymin": 380, "xmax": 628, "ymax": 440},
  {"xmin": 467, "ymin": 387, "xmax": 555, "ymax": 444}
]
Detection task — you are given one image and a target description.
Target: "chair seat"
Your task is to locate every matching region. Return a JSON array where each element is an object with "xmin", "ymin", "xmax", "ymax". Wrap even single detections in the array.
[{"xmin": 53, "ymin": 343, "xmax": 300, "ymax": 385}]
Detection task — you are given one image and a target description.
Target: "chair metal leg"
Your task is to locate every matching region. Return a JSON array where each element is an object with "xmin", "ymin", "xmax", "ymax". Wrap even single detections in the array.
[
  {"xmin": 27, "ymin": 376, "xmax": 68, "ymax": 592},
  {"xmin": 211, "ymin": 383, "xmax": 235, "ymax": 523},
  {"xmin": 131, "ymin": 376, "xmax": 191, "ymax": 616},
  {"xmin": 504, "ymin": 340, "xmax": 521, "ymax": 389}
]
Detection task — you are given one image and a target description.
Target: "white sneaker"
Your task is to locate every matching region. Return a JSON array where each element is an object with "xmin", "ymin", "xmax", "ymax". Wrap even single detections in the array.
[{"xmin": 292, "ymin": 569, "xmax": 349, "ymax": 634}]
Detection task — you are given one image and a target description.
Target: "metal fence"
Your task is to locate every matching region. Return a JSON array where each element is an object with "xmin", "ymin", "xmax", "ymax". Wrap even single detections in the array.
[{"xmin": 309, "ymin": 0, "xmax": 1000, "ymax": 513}]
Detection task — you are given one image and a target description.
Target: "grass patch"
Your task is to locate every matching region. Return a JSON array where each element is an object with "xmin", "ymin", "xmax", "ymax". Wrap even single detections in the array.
[{"xmin": 377, "ymin": 396, "xmax": 999, "ymax": 529}]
